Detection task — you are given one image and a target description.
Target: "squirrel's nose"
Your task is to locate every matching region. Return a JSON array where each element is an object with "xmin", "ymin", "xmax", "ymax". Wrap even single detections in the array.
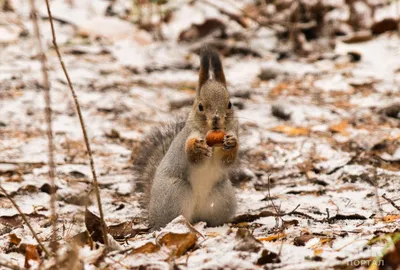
[{"xmin": 212, "ymin": 115, "xmax": 221, "ymax": 128}]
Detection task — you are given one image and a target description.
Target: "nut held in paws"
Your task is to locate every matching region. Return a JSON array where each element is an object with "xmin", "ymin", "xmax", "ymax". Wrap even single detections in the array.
[{"xmin": 206, "ymin": 130, "xmax": 225, "ymax": 147}]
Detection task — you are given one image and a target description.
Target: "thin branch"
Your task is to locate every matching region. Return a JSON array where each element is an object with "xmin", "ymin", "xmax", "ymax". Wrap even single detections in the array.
[
  {"xmin": 291, "ymin": 210, "xmax": 323, "ymax": 222},
  {"xmin": 373, "ymin": 168, "xmax": 384, "ymax": 219},
  {"xmin": 285, "ymin": 204, "xmax": 301, "ymax": 216},
  {"xmin": 43, "ymin": 0, "xmax": 108, "ymax": 247},
  {"xmin": 0, "ymin": 184, "xmax": 52, "ymax": 257},
  {"xmin": 382, "ymin": 193, "xmax": 400, "ymax": 212},
  {"xmin": 29, "ymin": 0, "xmax": 57, "ymax": 252},
  {"xmin": 266, "ymin": 175, "xmax": 285, "ymax": 226}
]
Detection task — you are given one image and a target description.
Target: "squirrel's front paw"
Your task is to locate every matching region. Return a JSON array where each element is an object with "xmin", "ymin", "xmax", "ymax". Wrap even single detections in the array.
[
  {"xmin": 186, "ymin": 137, "xmax": 212, "ymax": 163},
  {"xmin": 223, "ymin": 134, "xmax": 237, "ymax": 150},
  {"xmin": 193, "ymin": 138, "xmax": 212, "ymax": 157}
]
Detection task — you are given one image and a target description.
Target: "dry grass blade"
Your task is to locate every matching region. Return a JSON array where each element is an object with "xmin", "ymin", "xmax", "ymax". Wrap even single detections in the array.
[
  {"xmin": 0, "ymin": 184, "xmax": 52, "ymax": 257},
  {"xmin": 43, "ymin": 0, "xmax": 109, "ymax": 247},
  {"xmin": 29, "ymin": 0, "xmax": 57, "ymax": 252}
]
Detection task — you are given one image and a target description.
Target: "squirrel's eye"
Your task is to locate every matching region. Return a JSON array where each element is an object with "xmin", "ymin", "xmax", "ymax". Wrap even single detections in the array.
[
  {"xmin": 228, "ymin": 101, "xmax": 232, "ymax": 109},
  {"xmin": 198, "ymin": 103, "xmax": 204, "ymax": 112}
]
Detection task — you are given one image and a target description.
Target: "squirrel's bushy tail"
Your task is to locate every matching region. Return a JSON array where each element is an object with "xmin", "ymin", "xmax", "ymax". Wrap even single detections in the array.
[{"xmin": 133, "ymin": 119, "xmax": 186, "ymax": 206}]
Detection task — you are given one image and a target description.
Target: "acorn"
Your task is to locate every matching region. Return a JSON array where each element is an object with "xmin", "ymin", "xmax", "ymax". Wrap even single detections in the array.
[{"xmin": 206, "ymin": 130, "xmax": 225, "ymax": 147}]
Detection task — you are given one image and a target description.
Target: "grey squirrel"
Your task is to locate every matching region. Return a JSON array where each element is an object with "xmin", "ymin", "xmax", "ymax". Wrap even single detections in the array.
[{"xmin": 134, "ymin": 47, "xmax": 239, "ymax": 230}]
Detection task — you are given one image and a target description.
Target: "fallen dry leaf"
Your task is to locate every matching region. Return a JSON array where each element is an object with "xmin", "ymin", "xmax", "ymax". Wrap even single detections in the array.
[
  {"xmin": 269, "ymin": 83, "xmax": 290, "ymax": 96},
  {"xmin": 313, "ymin": 248, "xmax": 323, "ymax": 256},
  {"xmin": 130, "ymin": 242, "xmax": 160, "ymax": 255},
  {"xmin": 108, "ymin": 220, "xmax": 146, "ymax": 240},
  {"xmin": 258, "ymin": 233, "xmax": 286, "ymax": 242},
  {"xmin": 24, "ymin": 244, "xmax": 40, "ymax": 268},
  {"xmin": 257, "ymin": 249, "xmax": 281, "ymax": 265},
  {"xmin": 329, "ymin": 120, "xmax": 349, "ymax": 136},
  {"xmin": 205, "ymin": 232, "xmax": 220, "ymax": 238},
  {"xmin": 231, "ymin": 210, "xmax": 275, "ymax": 224},
  {"xmin": 371, "ymin": 18, "xmax": 398, "ymax": 35},
  {"xmin": 234, "ymin": 228, "xmax": 262, "ymax": 252},
  {"xmin": 85, "ymin": 208, "xmax": 108, "ymax": 244},
  {"xmin": 294, "ymin": 234, "xmax": 315, "ymax": 246},
  {"xmin": 270, "ymin": 125, "xmax": 310, "ymax": 137},
  {"xmin": 8, "ymin": 233, "xmax": 21, "ymax": 246},
  {"xmin": 158, "ymin": 232, "xmax": 197, "ymax": 257},
  {"xmin": 383, "ymin": 215, "xmax": 400, "ymax": 223}
]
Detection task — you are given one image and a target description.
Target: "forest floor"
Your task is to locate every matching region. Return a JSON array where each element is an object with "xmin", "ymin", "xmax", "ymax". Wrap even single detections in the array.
[{"xmin": 0, "ymin": 0, "xmax": 400, "ymax": 269}]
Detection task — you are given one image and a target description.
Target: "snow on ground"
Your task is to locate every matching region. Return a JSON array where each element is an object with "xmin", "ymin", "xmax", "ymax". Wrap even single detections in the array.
[{"xmin": 0, "ymin": 0, "xmax": 399, "ymax": 269}]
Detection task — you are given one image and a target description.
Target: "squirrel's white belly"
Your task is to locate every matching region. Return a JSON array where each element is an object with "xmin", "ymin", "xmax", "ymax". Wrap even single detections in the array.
[{"xmin": 184, "ymin": 153, "xmax": 225, "ymax": 221}]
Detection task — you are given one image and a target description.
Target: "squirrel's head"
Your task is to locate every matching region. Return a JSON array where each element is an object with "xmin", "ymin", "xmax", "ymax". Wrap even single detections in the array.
[{"xmin": 191, "ymin": 47, "xmax": 233, "ymax": 131}]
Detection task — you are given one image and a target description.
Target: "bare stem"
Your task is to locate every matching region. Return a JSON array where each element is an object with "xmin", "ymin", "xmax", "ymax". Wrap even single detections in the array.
[
  {"xmin": 0, "ymin": 184, "xmax": 52, "ymax": 257},
  {"xmin": 382, "ymin": 193, "xmax": 400, "ymax": 212},
  {"xmin": 43, "ymin": 0, "xmax": 109, "ymax": 247},
  {"xmin": 29, "ymin": 0, "xmax": 58, "ymax": 253},
  {"xmin": 267, "ymin": 175, "xmax": 285, "ymax": 226}
]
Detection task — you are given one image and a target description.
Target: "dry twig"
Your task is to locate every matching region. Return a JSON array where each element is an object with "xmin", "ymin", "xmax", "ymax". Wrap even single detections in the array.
[
  {"xmin": 0, "ymin": 184, "xmax": 52, "ymax": 257},
  {"xmin": 373, "ymin": 168, "xmax": 384, "ymax": 219},
  {"xmin": 382, "ymin": 193, "xmax": 400, "ymax": 212},
  {"xmin": 29, "ymin": 0, "xmax": 58, "ymax": 252},
  {"xmin": 266, "ymin": 175, "xmax": 285, "ymax": 227},
  {"xmin": 43, "ymin": 0, "xmax": 109, "ymax": 247}
]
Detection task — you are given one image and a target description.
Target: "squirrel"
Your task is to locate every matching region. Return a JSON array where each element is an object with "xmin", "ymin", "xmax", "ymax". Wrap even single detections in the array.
[{"xmin": 134, "ymin": 47, "xmax": 239, "ymax": 230}]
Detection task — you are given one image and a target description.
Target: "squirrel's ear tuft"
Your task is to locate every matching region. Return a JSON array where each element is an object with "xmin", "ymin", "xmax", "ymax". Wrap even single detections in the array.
[
  {"xmin": 209, "ymin": 48, "xmax": 226, "ymax": 86},
  {"xmin": 198, "ymin": 47, "xmax": 226, "ymax": 90},
  {"xmin": 199, "ymin": 47, "xmax": 210, "ymax": 90}
]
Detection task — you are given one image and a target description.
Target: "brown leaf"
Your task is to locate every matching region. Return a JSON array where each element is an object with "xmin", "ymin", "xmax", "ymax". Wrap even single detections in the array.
[
  {"xmin": 342, "ymin": 31, "xmax": 373, "ymax": 44},
  {"xmin": 234, "ymin": 228, "xmax": 263, "ymax": 252},
  {"xmin": 371, "ymin": 18, "xmax": 398, "ymax": 35},
  {"xmin": 294, "ymin": 234, "xmax": 315, "ymax": 246},
  {"xmin": 270, "ymin": 125, "xmax": 310, "ymax": 137},
  {"xmin": 231, "ymin": 210, "xmax": 275, "ymax": 224},
  {"xmin": 8, "ymin": 233, "xmax": 21, "ymax": 246},
  {"xmin": 283, "ymin": 219, "xmax": 300, "ymax": 228},
  {"xmin": 257, "ymin": 249, "xmax": 281, "ymax": 265},
  {"xmin": 258, "ymin": 233, "xmax": 286, "ymax": 242},
  {"xmin": 130, "ymin": 242, "xmax": 160, "ymax": 255},
  {"xmin": 24, "ymin": 244, "xmax": 40, "ymax": 268},
  {"xmin": 270, "ymin": 83, "xmax": 290, "ymax": 96},
  {"xmin": 85, "ymin": 208, "xmax": 108, "ymax": 243},
  {"xmin": 0, "ymin": 216, "xmax": 23, "ymax": 228},
  {"xmin": 329, "ymin": 120, "xmax": 349, "ymax": 136},
  {"xmin": 108, "ymin": 220, "xmax": 145, "ymax": 240},
  {"xmin": 383, "ymin": 215, "xmax": 400, "ymax": 223},
  {"xmin": 271, "ymin": 104, "xmax": 291, "ymax": 120},
  {"xmin": 380, "ymin": 103, "xmax": 400, "ymax": 119},
  {"xmin": 328, "ymin": 213, "xmax": 366, "ymax": 222},
  {"xmin": 158, "ymin": 232, "xmax": 197, "ymax": 257}
]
